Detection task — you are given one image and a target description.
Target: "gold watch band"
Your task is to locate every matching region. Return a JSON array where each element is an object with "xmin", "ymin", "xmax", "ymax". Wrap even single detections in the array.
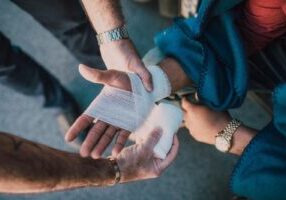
[{"xmin": 215, "ymin": 119, "xmax": 242, "ymax": 152}]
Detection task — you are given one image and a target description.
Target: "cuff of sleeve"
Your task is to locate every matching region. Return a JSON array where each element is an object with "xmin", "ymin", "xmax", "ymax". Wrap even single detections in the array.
[
  {"xmin": 230, "ymin": 122, "xmax": 286, "ymax": 199},
  {"xmin": 154, "ymin": 21, "xmax": 203, "ymax": 87}
]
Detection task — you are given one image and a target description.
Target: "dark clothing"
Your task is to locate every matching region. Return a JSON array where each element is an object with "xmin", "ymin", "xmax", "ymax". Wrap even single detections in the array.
[
  {"xmin": 0, "ymin": 0, "xmax": 104, "ymax": 108},
  {"xmin": 231, "ymin": 84, "xmax": 286, "ymax": 200},
  {"xmin": 248, "ymin": 35, "xmax": 286, "ymax": 91},
  {"xmin": 11, "ymin": 0, "xmax": 103, "ymax": 67}
]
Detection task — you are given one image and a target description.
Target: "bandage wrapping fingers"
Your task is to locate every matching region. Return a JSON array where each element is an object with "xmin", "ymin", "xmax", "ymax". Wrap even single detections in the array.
[
  {"xmin": 84, "ymin": 65, "xmax": 171, "ymax": 132},
  {"xmin": 135, "ymin": 102, "xmax": 183, "ymax": 159},
  {"xmin": 84, "ymin": 65, "xmax": 182, "ymax": 159}
]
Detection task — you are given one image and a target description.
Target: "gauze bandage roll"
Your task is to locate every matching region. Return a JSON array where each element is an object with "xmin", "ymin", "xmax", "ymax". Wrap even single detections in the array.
[
  {"xmin": 135, "ymin": 102, "xmax": 183, "ymax": 159},
  {"xmin": 84, "ymin": 65, "xmax": 171, "ymax": 132}
]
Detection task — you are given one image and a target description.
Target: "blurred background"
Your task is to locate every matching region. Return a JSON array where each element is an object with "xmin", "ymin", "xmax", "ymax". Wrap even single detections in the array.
[{"xmin": 0, "ymin": 0, "xmax": 270, "ymax": 199}]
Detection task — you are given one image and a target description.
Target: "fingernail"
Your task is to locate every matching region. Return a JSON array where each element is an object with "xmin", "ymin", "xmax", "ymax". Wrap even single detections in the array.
[
  {"xmin": 146, "ymin": 84, "xmax": 153, "ymax": 92},
  {"xmin": 78, "ymin": 64, "xmax": 85, "ymax": 70}
]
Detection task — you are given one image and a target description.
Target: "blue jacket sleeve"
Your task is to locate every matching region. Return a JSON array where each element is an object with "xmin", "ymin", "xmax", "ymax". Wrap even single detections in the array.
[
  {"xmin": 154, "ymin": 0, "xmax": 247, "ymax": 111},
  {"xmin": 231, "ymin": 84, "xmax": 286, "ymax": 200}
]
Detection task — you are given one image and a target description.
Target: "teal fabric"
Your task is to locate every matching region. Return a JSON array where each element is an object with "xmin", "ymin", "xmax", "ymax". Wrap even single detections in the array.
[
  {"xmin": 154, "ymin": 0, "xmax": 247, "ymax": 111},
  {"xmin": 231, "ymin": 84, "xmax": 286, "ymax": 200},
  {"xmin": 273, "ymin": 84, "xmax": 286, "ymax": 134}
]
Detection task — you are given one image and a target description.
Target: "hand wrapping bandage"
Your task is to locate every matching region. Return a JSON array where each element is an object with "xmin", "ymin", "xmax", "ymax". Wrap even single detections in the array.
[
  {"xmin": 84, "ymin": 65, "xmax": 171, "ymax": 132},
  {"xmin": 84, "ymin": 65, "xmax": 182, "ymax": 159}
]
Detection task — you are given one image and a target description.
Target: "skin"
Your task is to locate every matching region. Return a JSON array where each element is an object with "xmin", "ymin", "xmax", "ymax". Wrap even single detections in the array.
[
  {"xmin": 80, "ymin": 0, "xmax": 153, "ymax": 91},
  {"xmin": 0, "ymin": 129, "xmax": 179, "ymax": 193},
  {"xmin": 75, "ymin": 0, "xmax": 161, "ymax": 158},
  {"xmin": 181, "ymin": 98, "xmax": 258, "ymax": 156},
  {"xmin": 66, "ymin": 58, "xmax": 190, "ymax": 159}
]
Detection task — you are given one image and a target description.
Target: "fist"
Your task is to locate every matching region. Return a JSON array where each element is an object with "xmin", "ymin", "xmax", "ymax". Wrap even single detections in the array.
[{"xmin": 181, "ymin": 98, "xmax": 231, "ymax": 145}]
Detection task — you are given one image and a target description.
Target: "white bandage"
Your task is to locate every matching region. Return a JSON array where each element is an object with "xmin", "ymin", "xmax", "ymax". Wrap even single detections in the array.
[
  {"xmin": 84, "ymin": 65, "xmax": 182, "ymax": 159},
  {"xmin": 84, "ymin": 65, "xmax": 171, "ymax": 132},
  {"xmin": 135, "ymin": 102, "xmax": 183, "ymax": 159}
]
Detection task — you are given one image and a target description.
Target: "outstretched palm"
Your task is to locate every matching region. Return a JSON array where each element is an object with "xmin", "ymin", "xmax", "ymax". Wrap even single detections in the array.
[{"xmin": 65, "ymin": 64, "xmax": 132, "ymax": 158}]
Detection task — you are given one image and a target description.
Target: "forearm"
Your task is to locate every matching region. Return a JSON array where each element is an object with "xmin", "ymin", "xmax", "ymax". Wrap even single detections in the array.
[
  {"xmin": 0, "ymin": 132, "xmax": 115, "ymax": 194},
  {"xmin": 158, "ymin": 57, "xmax": 192, "ymax": 93},
  {"xmin": 81, "ymin": 0, "xmax": 124, "ymax": 33}
]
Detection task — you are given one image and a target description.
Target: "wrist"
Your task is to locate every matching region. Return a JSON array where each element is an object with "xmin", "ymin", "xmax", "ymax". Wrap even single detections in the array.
[
  {"xmin": 229, "ymin": 125, "xmax": 257, "ymax": 155},
  {"xmin": 100, "ymin": 38, "xmax": 131, "ymax": 50},
  {"xmin": 116, "ymin": 155, "xmax": 130, "ymax": 183},
  {"xmin": 97, "ymin": 25, "xmax": 129, "ymax": 46},
  {"xmin": 158, "ymin": 57, "xmax": 191, "ymax": 93},
  {"xmin": 97, "ymin": 21, "xmax": 125, "ymax": 34},
  {"xmin": 75, "ymin": 158, "xmax": 116, "ymax": 186}
]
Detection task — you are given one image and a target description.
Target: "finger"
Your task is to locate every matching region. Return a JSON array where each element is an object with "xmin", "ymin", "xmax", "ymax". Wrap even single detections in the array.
[
  {"xmin": 112, "ymin": 130, "xmax": 131, "ymax": 156},
  {"xmin": 136, "ymin": 66, "xmax": 153, "ymax": 92},
  {"xmin": 80, "ymin": 121, "xmax": 108, "ymax": 157},
  {"xmin": 65, "ymin": 114, "xmax": 93, "ymax": 142},
  {"xmin": 182, "ymin": 110, "xmax": 190, "ymax": 124},
  {"xmin": 159, "ymin": 135, "xmax": 179, "ymax": 171},
  {"xmin": 181, "ymin": 97, "xmax": 193, "ymax": 111},
  {"xmin": 79, "ymin": 64, "xmax": 114, "ymax": 85},
  {"xmin": 90, "ymin": 126, "xmax": 117, "ymax": 159},
  {"xmin": 143, "ymin": 128, "xmax": 162, "ymax": 149}
]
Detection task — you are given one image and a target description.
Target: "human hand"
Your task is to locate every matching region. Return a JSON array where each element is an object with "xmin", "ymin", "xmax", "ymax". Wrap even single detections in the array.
[
  {"xmin": 181, "ymin": 98, "xmax": 231, "ymax": 145},
  {"xmin": 65, "ymin": 64, "xmax": 132, "ymax": 158},
  {"xmin": 100, "ymin": 39, "xmax": 153, "ymax": 91},
  {"xmin": 117, "ymin": 128, "xmax": 179, "ymax": 183}
]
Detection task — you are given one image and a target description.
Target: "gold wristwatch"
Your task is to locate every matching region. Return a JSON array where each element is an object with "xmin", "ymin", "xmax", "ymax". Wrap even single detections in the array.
[{"xmin": 215, "ymin": 119, "xmax": 242, "ymax": 153}]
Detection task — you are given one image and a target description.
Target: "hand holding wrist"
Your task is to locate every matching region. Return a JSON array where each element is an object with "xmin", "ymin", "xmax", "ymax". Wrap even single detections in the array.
[{"xmin": 182, "ymin": 98, "xmax": 258, "ymax": 156}]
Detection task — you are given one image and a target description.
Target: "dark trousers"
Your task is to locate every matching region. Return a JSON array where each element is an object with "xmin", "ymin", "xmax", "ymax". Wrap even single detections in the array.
[{"xmin": 0, "ymin": 0, "xmax": 104, "ymax": 107}]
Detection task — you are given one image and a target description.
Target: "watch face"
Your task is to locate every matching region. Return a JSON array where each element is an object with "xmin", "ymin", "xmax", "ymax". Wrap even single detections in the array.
[{"xmin": 215, "ymin": 136, "xmax": 230, "ymax": 152}]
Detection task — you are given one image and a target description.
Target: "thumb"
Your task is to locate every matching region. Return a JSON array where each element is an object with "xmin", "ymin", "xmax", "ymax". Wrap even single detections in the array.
[
  {"xmin": 79, "ymin": 64, "xmax": 112, "ymax": 85},
  {"xmin": 181, "ymin": 97, "xmax": 194, "ymax": 111},
  {"xmin": 143, "ymin": 128, "xmax": 162, "ymax": 149},
  {"xmin": 136, "ymin": 67, "xmax": 153, "ymax": 92}
]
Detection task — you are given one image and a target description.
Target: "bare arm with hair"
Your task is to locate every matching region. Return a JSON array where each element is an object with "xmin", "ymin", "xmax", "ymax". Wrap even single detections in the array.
[
  {"xmin": 0, "ymin": 131, "xmax": 115, "ymax": 193},
  {"xmin": 80, "ymin": 0, "xmax": 124, "ymax": 33},
  {"xmin": 0, "ymin": 129, "xmax": 179, "ymax": 194},
  {"xmin": 80, "ymin": 0, "xmax": 152, "ymax": 90}
]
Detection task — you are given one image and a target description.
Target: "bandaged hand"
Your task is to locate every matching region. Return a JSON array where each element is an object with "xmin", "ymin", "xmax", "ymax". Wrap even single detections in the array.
[
  {"xmin": 101, "ymin": 39, "xmax": 153, "ymax": 92},
  {"xmin": 117, "ymin": 128, "xmax": 179, "ymax": 183},
  {"xmin": 66, "ymin": 64, "xmax": 171, "ymax": 158}
]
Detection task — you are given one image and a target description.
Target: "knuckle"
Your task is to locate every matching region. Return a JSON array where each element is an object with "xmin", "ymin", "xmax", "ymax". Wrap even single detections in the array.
[
  {"xmin": 120, "ymin": 132, "xmax": 129, "ymax": 139},
  {"xmin": 192, "ymin": 134, "xmax": 202, "ymax": 142},
  {"xmin": 141, "ymin": 71, "xmax": 151, "ymax": 81},
  {"xmin": 104, "ymin": 133, "xmax": 113, "ymax": 140},
  {"xmin": 153, "ymin": 131, "xmax": 161, "ymax": 140},
  {"xmin": 93, "ymin": 71, "xmax": 103, "ymax": 81},
  {"xmin": 127, "ymin": 65, "xmax": 134, "ymax": 71}
]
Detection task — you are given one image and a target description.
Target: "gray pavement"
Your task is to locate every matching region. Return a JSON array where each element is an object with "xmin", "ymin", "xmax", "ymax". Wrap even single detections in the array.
[{"xmin": 0, "ymin": 0, "xmax": 271, "ymax": 200}]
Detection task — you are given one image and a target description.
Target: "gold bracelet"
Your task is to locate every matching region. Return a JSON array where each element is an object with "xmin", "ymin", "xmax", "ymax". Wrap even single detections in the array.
[
  {"xmin": 215, "ymin": 119, "xmax": 242, "ymax": 152},
  {"xmin": 108, "ymin": 157, "xmax": 121, "ymax": 185}
]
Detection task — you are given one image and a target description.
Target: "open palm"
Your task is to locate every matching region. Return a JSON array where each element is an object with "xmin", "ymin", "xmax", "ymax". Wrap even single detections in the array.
[{"xmin": 65, "ymin": 64, "xmax": 132, "ymax": 158}]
